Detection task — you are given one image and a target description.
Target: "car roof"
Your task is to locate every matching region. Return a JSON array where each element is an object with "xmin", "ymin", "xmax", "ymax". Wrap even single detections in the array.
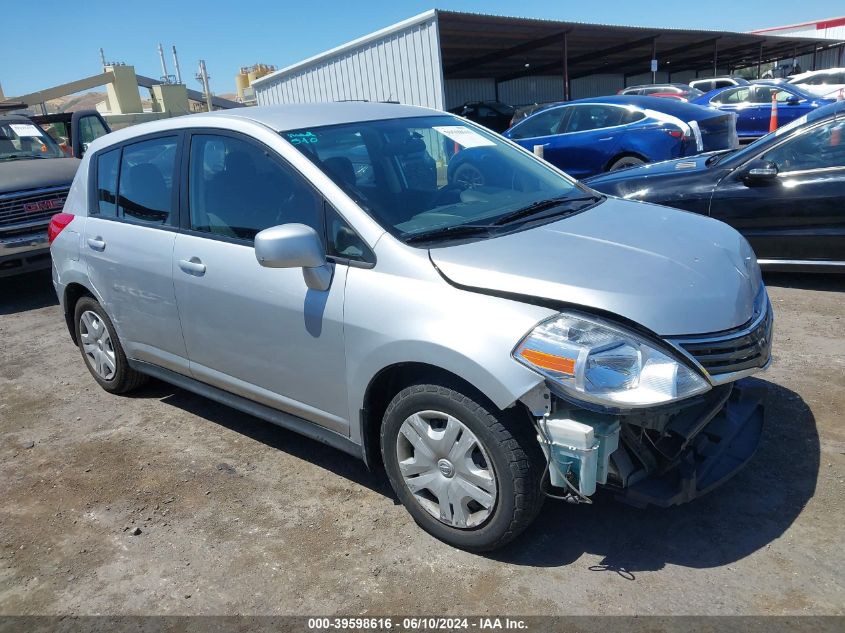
[
  {"xmin": 560, "ymin": 95, "xmax": 717, "ymax": 117},
  {"xmin": 89, "ymin": 102, "xmax": 444, "ymax": 150},
  {"xmin": 807, "ymin": 99, "xmax": 845, "ymax": 123},
  {"xmin": 626, "ymin": 83, "xmax": 688, "ymax": 89},
  {"xmin": 203, "ymin": 102, "xmax": 442, "ymax": 131},
  {"xmin": 0, "ymin": 113, "xmax": 33, "ymax": 124},
  {"xmin": 791, "ymin": 67, "xmax": 845, "ymax": 80},
  {"xmin": 85, "ymin": 102, "xmax": 452, "ymax": 153}
]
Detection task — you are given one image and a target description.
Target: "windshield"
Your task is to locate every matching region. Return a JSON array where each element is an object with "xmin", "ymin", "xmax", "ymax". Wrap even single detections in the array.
[
  {"xmin": 284, "ymin": 115, "xmax": 589, "ymax": 243},
  {"xmin": 0, "ymin": 120, "xmax": 64, "ymax": 160}
]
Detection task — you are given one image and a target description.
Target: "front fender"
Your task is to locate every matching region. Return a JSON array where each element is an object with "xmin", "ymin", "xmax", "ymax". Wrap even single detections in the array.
[{"xmin": 343, "ymin": 259, "xmax": 554, "ymax": 445}]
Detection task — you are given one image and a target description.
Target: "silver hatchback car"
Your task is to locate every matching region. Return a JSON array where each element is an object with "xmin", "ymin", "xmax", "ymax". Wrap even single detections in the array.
[{"xmin": 50, "ymin": 103, "xmax": 772, "ymax": 551}]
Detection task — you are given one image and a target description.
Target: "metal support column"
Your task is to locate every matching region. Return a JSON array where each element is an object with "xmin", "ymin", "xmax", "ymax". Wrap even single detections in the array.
[
  {"xmin": 757, "ymin": 42, "xmax": 764, "ymax": 78},
  {"xmin": 563, "ymin": 32, "xmax": 570, "ymax": 101},
  {"xmin": 714, "ymin": 41, "xmax": 718, "ymax": 76},
  {"xmin": 651, "ymin": 38, "xmax": 657, "ymax": 83}
]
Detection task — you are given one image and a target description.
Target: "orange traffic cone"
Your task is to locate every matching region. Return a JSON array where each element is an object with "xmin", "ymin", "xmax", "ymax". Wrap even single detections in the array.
[
  {"xmin": 769, "ymin": 93, "xmax": 778, "ymax": 132},
  {"xmin": 838, "ymin": 88, "xmax": 844, "ymax": 101}
]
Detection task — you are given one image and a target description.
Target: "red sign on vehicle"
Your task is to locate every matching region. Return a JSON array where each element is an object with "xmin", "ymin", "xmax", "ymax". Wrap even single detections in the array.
[{"xmin": 23, "ymin": 197, "xmax": 66, "ymax": 213}]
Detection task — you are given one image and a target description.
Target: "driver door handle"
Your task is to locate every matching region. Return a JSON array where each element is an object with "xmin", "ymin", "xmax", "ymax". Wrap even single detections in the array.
[
  {"xmin": 178, "ymin": 258, "xmax": 206, "ymax": 275},
  {"xmin": 87, "ymin": 237, "xmax": 106, "ymax": 251}
]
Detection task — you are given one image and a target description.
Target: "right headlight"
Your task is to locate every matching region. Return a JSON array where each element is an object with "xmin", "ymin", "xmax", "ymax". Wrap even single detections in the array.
[{"xmin": 514, "ymin": 312, "xmax": 710, "ymax": 410}]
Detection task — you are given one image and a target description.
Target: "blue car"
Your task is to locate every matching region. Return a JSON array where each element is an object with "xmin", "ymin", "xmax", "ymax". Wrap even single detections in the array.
[
  {"xmin": 491, "ymin": 96, "xmax": 738, "ymax": 180},
  {"xmin": 692, "ymin": 83, "xmax": 835, "ymax": 140}
]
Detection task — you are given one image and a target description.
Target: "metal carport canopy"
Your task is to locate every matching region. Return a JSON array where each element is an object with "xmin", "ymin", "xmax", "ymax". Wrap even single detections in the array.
[{"xmin": 437, "ymin": 10, "xmax": 842, "ymax": 93}]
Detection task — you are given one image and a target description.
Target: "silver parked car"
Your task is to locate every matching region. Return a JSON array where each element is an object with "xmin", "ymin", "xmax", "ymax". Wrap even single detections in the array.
[{"xmin": 50, "ymin": 103, "xmax": 772, "ymax": 551}]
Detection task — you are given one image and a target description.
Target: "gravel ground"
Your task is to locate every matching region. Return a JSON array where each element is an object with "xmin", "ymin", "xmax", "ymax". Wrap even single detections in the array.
[{"xmin": 1, "ymin": 269, "xmax": 843, "ymax": 616}]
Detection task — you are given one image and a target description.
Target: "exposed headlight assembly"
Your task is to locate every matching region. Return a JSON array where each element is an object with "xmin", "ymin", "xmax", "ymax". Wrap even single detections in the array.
[{"xmin": 514, "ymin": 313, "xmax": 710, "ymax": 410}]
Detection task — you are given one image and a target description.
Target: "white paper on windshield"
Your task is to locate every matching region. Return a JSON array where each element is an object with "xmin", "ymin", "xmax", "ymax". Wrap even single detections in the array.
[
  {"xmin": 434, "ymin": 126, "xmax": 495, "ymax": 148},
  {"xmin": 10, "ymin": 123, "xmax": 44, "ymax": 138}
]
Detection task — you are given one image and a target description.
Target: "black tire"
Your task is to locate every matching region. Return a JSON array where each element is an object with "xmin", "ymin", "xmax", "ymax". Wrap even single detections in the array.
[
  {"xmin": 74, "ymin": 297, "xmax": 147, "ymax": 394},
  {"xmin": 380, "ymin": 383, "xmax": 544, "ymax": 551},
  {"xmin": 607, "ymin": 155, "xmax": 646, "ymax": 171}
]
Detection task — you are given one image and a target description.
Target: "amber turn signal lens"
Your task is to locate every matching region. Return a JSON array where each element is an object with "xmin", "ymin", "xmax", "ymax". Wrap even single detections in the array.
[{"xmin": 520, "ymin": 348, "xmax": 575, "ymax": 375}]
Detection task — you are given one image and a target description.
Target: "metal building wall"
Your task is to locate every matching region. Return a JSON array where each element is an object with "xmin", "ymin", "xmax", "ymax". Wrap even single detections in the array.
[
  {"xmin": 498, "ymin": 76, "xmax": 564, "ymax": 106},
  {"xmin": 443, "ymin": 79, "xmax": 496, "ymax": 109},
  {"xmin": 254, "ymin": 12, "xmax": 445, "ymax": 109}
]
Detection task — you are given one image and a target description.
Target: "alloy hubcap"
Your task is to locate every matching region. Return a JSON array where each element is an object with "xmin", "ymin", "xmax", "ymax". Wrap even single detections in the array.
[
  {"xmin": 79, "ymin": 310, "xmax": 116, "ymax": 381},
  {"xmin": 396, "ymin": 410, "xmax": 497, "ymax": 529}
]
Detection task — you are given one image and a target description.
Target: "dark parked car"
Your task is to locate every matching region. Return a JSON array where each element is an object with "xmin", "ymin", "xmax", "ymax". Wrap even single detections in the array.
[
  {"xmin": 693, "ymin": 83, "xmax": 834, "ymax": 140},
  {"xmin": 585, "ymin": 101, "xmax": 845, "ymax": 271},
  {"xmin": 499, "ymin": 95, "xmax": 738, "ymax": 179},
  {"xmin": 448, "ymin": 101, "xmax": 515, "ymax": 133},
  {"xmin": 618, "ymin": 83, "xmax": 704, "ymax": 101},
  {"xmin": 0, "ymin": 110, "xmax": 110, "ymax": 276}
]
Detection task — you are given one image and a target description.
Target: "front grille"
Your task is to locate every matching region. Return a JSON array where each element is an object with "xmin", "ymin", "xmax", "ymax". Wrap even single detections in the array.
[
  {"xmin": 0, "ymin": 186, "xmax": 69, "ymax": 230},
  {"xmin": 672, "ymin": 301, "xmax": 773, "ymax": 378}
]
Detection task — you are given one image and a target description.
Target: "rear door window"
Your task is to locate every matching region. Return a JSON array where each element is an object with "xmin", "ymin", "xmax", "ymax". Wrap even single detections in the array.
[
  {"xmin": 563, "ymin": 105, "xmax": 625, "ymax": 132},
  {"xmin": 117, "ymin": 137, "xmax": 178, "ymax": 225}
]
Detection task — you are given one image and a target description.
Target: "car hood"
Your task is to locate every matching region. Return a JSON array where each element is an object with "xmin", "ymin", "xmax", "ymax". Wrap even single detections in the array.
[
  {"xmin": 0, "ymin": 157, "xmax": 80, "ymax": 196},
  {"xmin": 585, "ymin": 152, "xmax": 720, "ymax": 184},
  {"xmin": 429, "ymin": 197, "xmax": 762, "ymax": 337}
]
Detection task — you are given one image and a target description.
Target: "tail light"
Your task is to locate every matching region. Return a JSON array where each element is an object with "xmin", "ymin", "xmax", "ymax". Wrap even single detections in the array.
[
  {"xmin": 665, "ymin": 128, "xmax": 686, "ymax": 139},
  {"xmin": 48, "ymin": 213, "xmax": 75, "ymax": 245}
]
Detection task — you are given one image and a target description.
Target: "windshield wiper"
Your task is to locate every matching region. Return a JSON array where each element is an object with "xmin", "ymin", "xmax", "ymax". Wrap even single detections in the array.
[
  {"xmin": 403, "ymin": 223, "xmax": 496, "ymax": 244},
  {"xmin": 492, "ymin": 194, "xmax": 602, "ymax": 226},
  {"xmin": 0, "ymin": 155, "xmax": 46, "ymax": 161}
]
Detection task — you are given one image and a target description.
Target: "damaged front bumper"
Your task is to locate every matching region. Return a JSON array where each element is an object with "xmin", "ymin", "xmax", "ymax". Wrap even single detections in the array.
[
  {"xmin": 613, "ymin": 379, "xmax": 765, "ymax": 507},
  {"xmin": 535, "ymin": 378, "xmax": 766, "ymax": 507}
]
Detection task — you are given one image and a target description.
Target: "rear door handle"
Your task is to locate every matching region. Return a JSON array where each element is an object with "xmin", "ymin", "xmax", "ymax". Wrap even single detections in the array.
[
  {"xmin": 178, "ymin": 258, "xmax": 206, "ymax": 275},
  {"xmin": 87, "ymin": 237, "xmax": 106, "ymax": 251}
]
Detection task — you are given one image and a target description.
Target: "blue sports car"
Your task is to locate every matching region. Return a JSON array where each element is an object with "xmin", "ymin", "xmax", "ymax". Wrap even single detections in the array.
[
  {"xmin": 487, "ymin": 96, "xmax": 738, "ymax": 180},
  {"xmin": 692, "ymin": 83, "xmax": 835, "ymax": 140}
]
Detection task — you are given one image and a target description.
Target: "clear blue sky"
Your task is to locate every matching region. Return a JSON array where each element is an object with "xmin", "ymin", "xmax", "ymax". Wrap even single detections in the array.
[{"xmin": 1, "ymin": 0, "xmax": 841, "ymax": 97}]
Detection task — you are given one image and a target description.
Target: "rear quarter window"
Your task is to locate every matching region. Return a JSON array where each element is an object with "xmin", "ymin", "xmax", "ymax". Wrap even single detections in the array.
[{"xmin": 95, "ymin": 148, "xmax": 120, "ymax": 217}]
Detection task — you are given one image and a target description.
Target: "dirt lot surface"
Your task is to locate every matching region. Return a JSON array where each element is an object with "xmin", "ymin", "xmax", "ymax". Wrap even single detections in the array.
[{"xmin": 1, "ymin": 270, "xmax": 843, "ymax": 616}]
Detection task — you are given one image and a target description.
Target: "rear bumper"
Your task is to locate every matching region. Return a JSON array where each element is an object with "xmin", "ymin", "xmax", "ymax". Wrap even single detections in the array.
[
  {"xmin": 614, "ymin": 378, "xmax": 765, "ymax": 508},
  {"xmin": 0, "ymin": 231, "xmax": 51, "ymax": 277}
]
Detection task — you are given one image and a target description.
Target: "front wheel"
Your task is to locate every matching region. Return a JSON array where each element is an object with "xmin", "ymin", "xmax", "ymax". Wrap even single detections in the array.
[{"xmin": 380, "ymin": 383, "xmax": 544, "ymax": 551}]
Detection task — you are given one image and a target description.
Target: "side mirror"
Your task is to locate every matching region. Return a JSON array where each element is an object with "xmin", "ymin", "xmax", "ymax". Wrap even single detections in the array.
[
  {"xmin": 785, "ymin": 95, "xmax": 801, "ymax": 106},
  {"xmin": 254, "ymin": 223, "xmax": 333, "ymax": 291},
  {"xmin": 741, "ymin": 159, "xmax": 778, "ymax": 183}
]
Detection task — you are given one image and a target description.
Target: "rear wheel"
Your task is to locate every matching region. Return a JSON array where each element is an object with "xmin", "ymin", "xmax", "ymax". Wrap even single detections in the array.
[
  {"xmin": 607, "ymin": 155, "xmax": 646, "ymax": 171},
  {"xmin": 74, "ymin": 297, "xmax": 147, "ymax": 394},
  {"xmin": 381, "ymin": 383, "xmax": 544, "ymax": 551}
]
